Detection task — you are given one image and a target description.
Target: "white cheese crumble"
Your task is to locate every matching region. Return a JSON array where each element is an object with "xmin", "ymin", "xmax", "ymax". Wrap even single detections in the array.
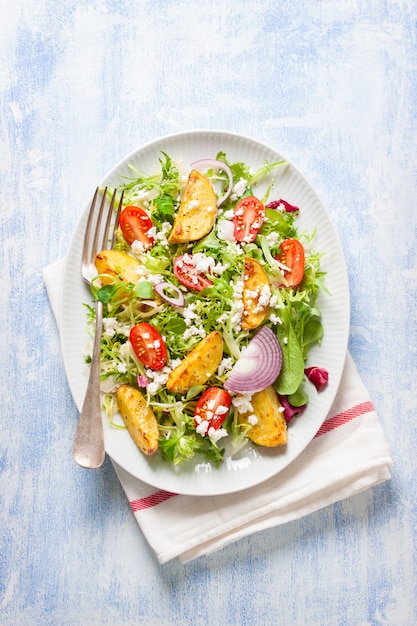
[
  {"xmin": 265, "ymin": 231, "xmax": 280, "ymax": 246},
  {"xmin": 230, "ymin": 178, "xmax": 247, "ymax": 201},
  {"xmin": 181, "ymin": 252, "xmax": 226, "ymax": 276},
  {"xmin": 144, "ymin": 360, "xmax": 180, "ymax": 395},
  {"xmin": 129, "ymin": 188, "xmax": 159, "ymax": 206},
  {"xmin": 183, "ymin": 325, "xmax": 207, "ymax": 340},
  {"xmin": 231, "ymin": 393, "xmax": 254, "ymax": 414},
  {"xmin": 269, "ymin": 313, "xmax": 282, "ymax": 325},
  {"xmin": 102, "ymin": 318, "xmax": 131, "ymax": 338},
  {"xmin": 131, "ymin": 240, "xmax": 147, "ymax": 255},
  {"xmin": 217, "ymin": 220, "xmax": 235, "ymax": 241},
  {"xmin": 218, "ymin": 357, "xmax": 233, "ymax": 376},
  {"xmin": 252, "ymin": 284, "xmax": 271, "ymax": 313},
  {"xmin": 208, "ymin": 427, "xmax": 228, "ymax": 442},
  {"xmin": 181, "ymin": 303, "xmax": 202, "ymax": 327}
]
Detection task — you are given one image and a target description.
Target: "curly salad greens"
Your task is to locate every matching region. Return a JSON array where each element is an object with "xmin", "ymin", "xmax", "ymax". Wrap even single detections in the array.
[{"xmin": 85, "ymin": 151, "xmax": 329, "ymax": 466}]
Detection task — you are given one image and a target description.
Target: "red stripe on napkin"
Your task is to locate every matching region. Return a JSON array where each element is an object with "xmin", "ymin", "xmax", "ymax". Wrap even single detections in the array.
[
  {"xmin": 129, "ymin": 401, "xmax": 375, "ymax": 512},
  {"xmin": 314, "ymin": 401, "xmax": 374, "ymax": 438},
  {"xmin": 130, "ymin": 490, "xmax": 177, "ymax": 512}
]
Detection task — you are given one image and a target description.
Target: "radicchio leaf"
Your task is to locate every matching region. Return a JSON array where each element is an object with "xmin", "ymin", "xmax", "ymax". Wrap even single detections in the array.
[{"xmin": 304, "ymin": 366, "xmax": 329, "ymax": 392}]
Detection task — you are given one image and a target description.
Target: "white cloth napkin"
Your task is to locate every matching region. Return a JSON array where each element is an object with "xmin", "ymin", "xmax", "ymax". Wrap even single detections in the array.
[{"xmin": 43, "ymin": 259, "xmax": 392, "ymax": 564}]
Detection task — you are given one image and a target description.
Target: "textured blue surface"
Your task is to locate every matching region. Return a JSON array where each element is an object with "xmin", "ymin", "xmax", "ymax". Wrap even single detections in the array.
[{"xmin": 1, "ymin": 1, "xmax": 416, "ymax": 624}]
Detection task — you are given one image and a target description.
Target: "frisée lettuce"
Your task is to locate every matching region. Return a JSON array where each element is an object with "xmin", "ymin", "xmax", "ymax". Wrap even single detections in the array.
[{"xmin": 85, "ymin": 151, "xmax": 327, "ymax": 466}]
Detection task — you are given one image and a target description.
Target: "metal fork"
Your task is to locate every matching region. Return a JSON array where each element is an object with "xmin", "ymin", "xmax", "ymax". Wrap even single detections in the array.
[{"xmin": 72, "ymin": 187, "xmax": 123, "ymax": 469}]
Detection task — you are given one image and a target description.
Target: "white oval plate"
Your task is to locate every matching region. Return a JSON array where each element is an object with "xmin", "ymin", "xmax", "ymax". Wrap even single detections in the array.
[{"xmin": 60, "ymin": 130, "xmax": 350, "ymax": 496}]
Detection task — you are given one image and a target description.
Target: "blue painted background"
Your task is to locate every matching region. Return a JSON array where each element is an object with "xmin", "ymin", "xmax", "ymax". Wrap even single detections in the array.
[{"xmin": 1, "ymin": 1, "xmax": 416, "ymax": 624}]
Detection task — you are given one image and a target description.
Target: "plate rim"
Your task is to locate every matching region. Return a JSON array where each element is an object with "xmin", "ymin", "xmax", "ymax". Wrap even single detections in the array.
[{"xmin": 59, "ymin": 129, "xmax": 350, "ymax": 496}]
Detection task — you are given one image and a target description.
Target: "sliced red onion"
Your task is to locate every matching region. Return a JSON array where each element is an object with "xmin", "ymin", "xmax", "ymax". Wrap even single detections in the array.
[
  {"xmin": 154, "ymin": 282, "xmax": 185, "ymax": 308},
  {"xmin": 137, "ymin": 374, "xmax": 149, "ymax": 387},
  {"xmin": 278, "ymin": 395, "xmax": 307, "ymax": 424},
  {"xmin": 304, "ymin": 366, "xmax": 329, "ymax": 391},
  {"xmin": 224, "ymin": 326, "xmax": 282, "ymax": 394},
  {"xmin": 190, "ymin": 158, "xmax": 233, "ymax": 207},
  {"xmin": 266, "ymin": 199, "xmax": 300, "ymax": 213}
]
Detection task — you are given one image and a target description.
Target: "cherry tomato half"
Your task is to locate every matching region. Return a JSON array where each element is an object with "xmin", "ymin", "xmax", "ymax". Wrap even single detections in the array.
[
  {"xmin": 277, "ymin": 238, "xmax": 305, "ymax": 286},
  {"xmin": 194, "ymin": 387, "xmax": 231, "ymax": 434},
  {"xmin": 173, "ymin": 255, "xmax": 213, "ymax": 292},
  {"xmin": 119, "ymin": 206, "xmax": 155, "ymax": 248},
  {"xmin": 232, "ymin": 195, "xmax": 265, "ymax": 243},
  {"xmin": 129, "ymin": 323, "xmax": 167, "ymax": 370}
]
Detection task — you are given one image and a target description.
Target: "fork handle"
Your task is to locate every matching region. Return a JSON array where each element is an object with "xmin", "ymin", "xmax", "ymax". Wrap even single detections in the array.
[{"xmin": 72, "ymin": 300, "xmax": 106, "ymax": 468}]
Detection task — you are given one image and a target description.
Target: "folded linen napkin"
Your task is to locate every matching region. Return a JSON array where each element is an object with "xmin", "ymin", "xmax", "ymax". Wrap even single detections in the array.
[{"xmin": 43, "ymin": 259, "xmax": 392, "ymax": 564}]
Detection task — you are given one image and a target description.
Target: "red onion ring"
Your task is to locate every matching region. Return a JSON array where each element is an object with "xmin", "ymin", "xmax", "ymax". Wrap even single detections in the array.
[
  {"xmin": 137, "ymin": 374, "xmax": 149, "ymax": 387},
  {"xmin": 190, "ymin": 158, "xmax": 233, "ymax": 207},
  {"xmin": 224, "ymin": 326, "xmax": 282, "ymax": 394},
  {"xmin": 154, "ymin": 282, "xmax": 185, "ymax": 308}
]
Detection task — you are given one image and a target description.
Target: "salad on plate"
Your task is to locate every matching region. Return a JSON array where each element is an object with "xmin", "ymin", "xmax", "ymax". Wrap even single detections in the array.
[{"xmin": 84, "ymin": 151, "xmax": 328, "ymax": 467}]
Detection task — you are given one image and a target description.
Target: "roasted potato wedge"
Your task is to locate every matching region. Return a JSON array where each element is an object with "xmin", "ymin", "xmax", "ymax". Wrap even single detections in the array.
[
  {"xmin": 95, "ymin": 249, "xmax": 142, "ymax": 286},
  {"xmin": 238, "ymin": 385, "xmax": 287, "ymax": 447},
  {"xmin": 241, "ymin": 257, "xmax": 271, "ymax": 330},
  {"xmin": 116, "ymin": 384, "xmax": 159, "ymax": 455},
  {"xmin": 168, "ymin": 169, "xmax": 217, "ymax": 243},
  {"xmin": 166, "ymin": 331, "xmax": 224, "ymax": 394}
]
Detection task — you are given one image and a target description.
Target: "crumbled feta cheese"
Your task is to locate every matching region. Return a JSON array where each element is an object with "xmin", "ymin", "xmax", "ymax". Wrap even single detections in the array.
[
  {"xmin": 269, "ymin": 294, "xmax": 280, "ymax": 309},
  {"xmin": 183, "ymin": 325, "xmax": 206, "ymax": 340},
  {"xmin": 208, "ymin": 427, "xmax": 228, "ymax": 442},
  {"xmin": 252, "ymin": 285, "xmax": 271, "ymax": 313},
  {"xmin": 269, "ymin": 313, "xmax": 282, "ymax": 325},
  {"xmin": 216, "ymin": 313, "xmax": 229, "ymax": 325},
  {"xmin": 230, "ymin": 278, "xmax": 245, "ymax": 331},
  {"xmin": 230, "ymin": 178, "xmax": 247, "ymax": 201},
  {"xmin": 145, "ymin": 273, "xmax": 164, "ymax": 285},
  {"xmin": 183, "ymin": 252, "xmax": 226, "ymax": 276},
  {"xmin": 129, "ymin": 188, "xmax": 158, "ymax": 205},
  {"xmin": 102, "ymin": 318, "xmax": 130, "ymax": 338},
  {"xmin": 247, "ymin": 414, "xmax": 259, "ymax": 425},
  {"xmin": 217, "ymin": 220, "xmax": 235, "ymax": 241},
  {"xmin": 218, "ymin": 357, "xmax": 233, "ymax": 376},
  {"xmin": 196, "ymin": 421, "xmax": 209, "ymax": 436},
  {"xmin": 144, "ymin": 364, "xmax": 173, "ymax": 395},
  {"xmin": 232, "ymin": 393, "xmax": 254, "ymax": 414},
  {"xmin": 181, "ymin": 303, "xmax": 202, "ymax": 327},
  {"xmin": 119, "ymin": 342, "xmax": 132, "ymax": 359},
  {"xmin": 215, "ymin": 405, "xmax": 229, "ymax": 416},
  {"xmin": 266, "ymin": 231, "xmax": 280, "ymax": 246},
  {"xmin": 131, "ymin": 240, "xmax": 146, "ymax": 255},
  {"xmin": 102, "ymin": 317, "xmax": 118, "ymax": 338}
]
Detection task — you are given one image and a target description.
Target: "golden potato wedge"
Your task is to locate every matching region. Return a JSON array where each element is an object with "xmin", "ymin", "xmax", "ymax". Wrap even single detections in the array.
[
  {"xmin": 166, "ymin": 331, "xmax": 224, "ymax": 394},
  {"xmin": 116, "ymin": 384, "xmax": 159, "ymax": 455},
  {"xmin": 168, "ymin": 169, "xmax": 217, "ymax": 243},
  {"xmin": 95, "ymin": 249, "xmax": 142, "ymax": 286},
  {"xmin": 238, "ymin": 385, "xmax": 287, "ymax": 447},
  {"xmin": 241, "ymin": 257, "xmax": 271, "ymax": 330}
]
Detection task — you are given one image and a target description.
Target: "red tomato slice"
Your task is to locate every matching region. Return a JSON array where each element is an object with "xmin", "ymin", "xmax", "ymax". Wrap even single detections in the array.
[
  {"xmin": 194, "ymin": 387, "xmax": 231, "ymax": 434},
  {"xmin": 173, "ymin": 255, "xmax": 213, "ymax": 292},
  {"xmin": 232, "ymin": 195, "xmax": 265, "ymax": 243},
  {"xmin": 119, "ymin": 206, "xmax": 155, "ymax": 247},
  {"xmin": 129, "ymin": 323, "xmax": 167, "ymax": 370},
  {"xmin": 277, "ymin": 238, "xmax": 305, "ymax": 286}
]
